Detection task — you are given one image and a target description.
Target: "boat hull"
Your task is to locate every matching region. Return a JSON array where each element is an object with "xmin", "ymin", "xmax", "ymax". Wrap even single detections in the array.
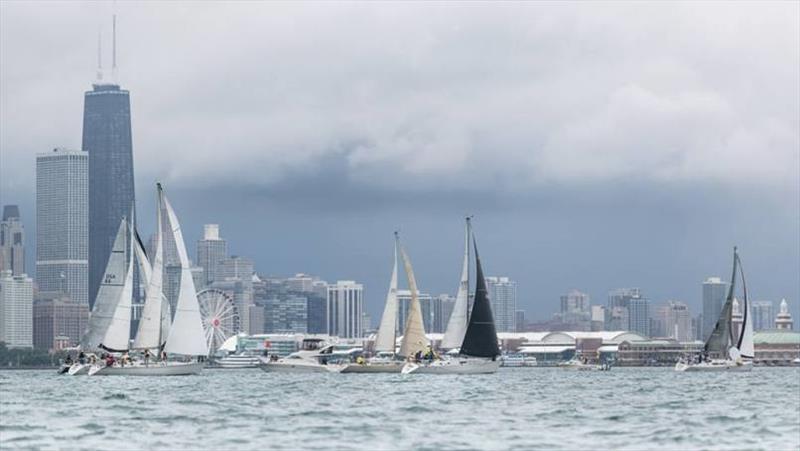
[
  {"xmin": 215, "ymin": 358, "xmax": 260, "ymax": 369},
  {"xmin": 88, "ymin": 362, "xmax": 204, "ymax": 376},
  {"xmin": 402, "ymin": 358, "xmax": 501, "ymax": 374},
  {"xmin": 340, "ymin": 361, "xmax": 403, "ymax": 373},
  {"xmin": 67, "ymin": 363, "xmax": 90, "ymax": 375},
  {"xmin": 258, "ymin": 361, "xmax": 340, "ymax": 373},
  {"xmin": 675, "ymin": 360, "xmax": 753, "ymax": 372}
]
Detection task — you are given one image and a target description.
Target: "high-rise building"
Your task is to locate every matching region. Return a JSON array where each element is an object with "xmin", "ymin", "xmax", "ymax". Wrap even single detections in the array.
[
  {"xmin": 327, "ymin": 281, "xmax": 363, "ymax": 338},
  {"xmin": 608, "ymin": 288, "xmax": 641, "ymax": 309},
  {"xmin": 775, "ymin": 299, "xmax": 793, "ymax": 330},
  {"xmin": 306, "ymin": 294, "xmax": 327, "ymax": 334},
  {"xmin": 84, "ymin": 81, "xmax": 135, "ymax": 308},
  {"xmin": 0, "ymin": 206, "xmax": 25, "ymax": 276},
  {"xmin": 702, "ymin": 277, "xmax": 728, "ymax": 341},
  {"xmin": 215, "ymin": 256, "xmax": 255, "ymax": 332},
  {"xmin": 287, "ymin": 273, "xmax": 317, "ymax": 293},
  {"xmin": 397, "ymin": 290, "xmax": 434, "ymax": 334},
  {"xmin": 557, "ymin": 289, "xmax": 591, "ymax": 329},
  {"xmin": 628, "ymin": 296, "xmax": 651, "ymax": 337},
  {"xmin": 32, "ymin": 292, "xmax": 89, "ymax": 351},
  {"xmin": 248, "ymin": 305, "xmax": 265, "ymax": 335},
  {"xmin": 35, "ymin": 148, "xmax": 89, "ymax": 306},
  {"xmin": 752, "ymin": 301, "xmax": 774, "ymax": 331},
  {"xmin": 0, "ymin": 270, "xmax": 33, "ymax": 348},
  {"xmin": 486, "ymin": 276, "xmax": 517, "ymax": 332},
  {"xmin": 434, "ymin": 294, "xmax": 456, "ymax": 334},
  {"xmin": 660, "ymin": 301, "xmax": 692, "ymax": 341},
  {"xmin": 591, "ymin": 305, "xmax": 606, "ymax": 331},
  {"xmin": 196, "ymin": 224, "xmax": 227, "ymax": 286},
  {"xmin": 515, "ymin": 310, "xmax": 526, "ymax": 332},
  {"xmin": 264, "ymin": 296, "xmax": 308, "ymax": 333},
  {"xmin": 606, "ymin": 306, "xmax": 629, "ymax": 331}
]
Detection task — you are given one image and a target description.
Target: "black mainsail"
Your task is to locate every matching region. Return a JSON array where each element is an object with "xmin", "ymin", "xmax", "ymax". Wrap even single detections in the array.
[
  {"xmin": 704, "ymin": 247, "xmax": 752, "ymax": 359},
  {"xmin": 459, "ymin": 237, "xmax": 500, "ymax": 358}
]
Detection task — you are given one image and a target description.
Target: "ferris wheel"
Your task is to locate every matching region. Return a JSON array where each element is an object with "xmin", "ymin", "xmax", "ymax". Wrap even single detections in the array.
[{"xmin": 197, "ymin": 288, "xmax": 240, "ymax": 354}]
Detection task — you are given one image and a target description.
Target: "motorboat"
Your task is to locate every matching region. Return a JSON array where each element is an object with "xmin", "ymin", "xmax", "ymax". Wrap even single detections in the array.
[
  {"xmin": 258, "ymin": 352, "xmax": 342, "ymax": 373},
  {"xmin": 215, "ymin": 352, "xmax": 261, "ymax": 369},
  {"xmin": 501, "ymin": 353, "xmax": 537, "ymax": 367}
]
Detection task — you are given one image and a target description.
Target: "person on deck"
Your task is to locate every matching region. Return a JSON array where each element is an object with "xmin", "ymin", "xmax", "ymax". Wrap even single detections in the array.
[{"xmin": 144, "ymin": 349, "xmax": 151, "ymax": 366}]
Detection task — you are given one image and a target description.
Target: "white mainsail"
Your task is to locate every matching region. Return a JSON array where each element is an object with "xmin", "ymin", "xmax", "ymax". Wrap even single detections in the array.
[
  {"xmin": 99, "ymin": 219, "xmax": 134, "ymax": 352},
  {"xmin": 162, "ymin": 188, "xmax": 210, "ymax": 356},
  {"xmin": 397, "ymin": 240, "xmax": 429, "ymax": 358},
  {"xmin": 133, "ymin": 187, "xmax": 167, "ymax": 350},
  {"xmin": 441, "ymin": 218, "xmax": 471, "ymax": 350},
  {"xmin": 81, "ymin": 219, "xmax": 128, "ymax": 350},
  {"xmin": 373, "ymin": 235, "xmax": 399, "ymax": 353},
  {"xmin": 738, "ymin": 296, "xmax": 754, "ymax": 359}
]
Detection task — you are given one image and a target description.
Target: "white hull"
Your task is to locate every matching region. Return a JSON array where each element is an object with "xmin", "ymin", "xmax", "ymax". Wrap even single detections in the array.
[
  {"xmin": 258, "ymin": 356, "xmax": 341, "ymax": 373},
  {"xmin": 402, "ymin": 358, "xmax": 501, "ymax": 374},
  {"xmin": 675, "ymin": 360, "xmax": 753, "ymax": 372},
  {"xmin": 340, "ymin": 361, "xmax": 404, "ymax": 374},
  {"xmin": 89, "ymin": 361, "xmax": 204, "ymax": 376},
  {"xmin": 216, "ymin": 357, "xmax": 260, "ymax": 369},
  {"xmin": 67, "ymin": 363, "xmax": 90, "ymax": 375}
]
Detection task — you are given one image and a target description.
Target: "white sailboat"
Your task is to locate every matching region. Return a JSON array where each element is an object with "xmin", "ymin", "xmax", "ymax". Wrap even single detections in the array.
[
  {"xmin": 441, "ymin": 217, "xmax": 471, "ymax": 351},
  {"xmin": 675, "ymin": 247, "xmax": 754, "ymax": 372},
  {"xmin": 397, "ymin": 237, "xmax": 430, "ymax": 361},
  {"xmin": 340, "ymin": 234, "xmax": 404, "ymax": 374},
  {"xmin": 403, "ymin": 223, "xmax": 501, "ymax": 375},
  {"xmin": 90, "ymin": 184, "xmax": 207, "ymax": 376}
]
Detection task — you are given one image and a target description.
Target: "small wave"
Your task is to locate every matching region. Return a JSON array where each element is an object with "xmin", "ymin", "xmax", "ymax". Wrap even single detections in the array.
[{"xmin": 102, "ymin": 393, "xmax": 128, "ymax": 400}]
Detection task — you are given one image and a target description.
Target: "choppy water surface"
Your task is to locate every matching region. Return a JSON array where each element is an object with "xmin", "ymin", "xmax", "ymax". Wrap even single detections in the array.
[{"xmin": 1, "ymin": 367, "xmax": 799, "ymax": 450}]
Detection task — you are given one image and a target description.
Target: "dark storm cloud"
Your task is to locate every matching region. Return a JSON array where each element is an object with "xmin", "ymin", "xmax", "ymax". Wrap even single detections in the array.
[{"xmin": 1, "ymin": 1, "xmax": 798, "ymax": 319}]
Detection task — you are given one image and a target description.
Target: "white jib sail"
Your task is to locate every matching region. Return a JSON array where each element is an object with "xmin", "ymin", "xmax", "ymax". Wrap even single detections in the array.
[
  {"xmin": 82, "ymin": 220, "xmax": 129, "ymax": 350},
  {"xmin": 738, "ymin": 297, "xmax": 755, "ymax": 359},
  {"xmin": 133, "ymin": 189, "xmax": 166, "ymax": 350},
  {"xmin": 398, "ymin": 242, "xmax": 429, "ymax": 358},
  {"xmin": 441, "ymin": 219, "xmax": 471, "ymax": 350},
  {"xmin": 162, "ymin": 190, "xmax": 210, "ymax": 356},
  {"xmin": 373, "ymin": 237, "xmax": 399, "ymax": 353},
  {"xmin": 100, "ymin": 219, "xmax": 134, "ymax": 352}
]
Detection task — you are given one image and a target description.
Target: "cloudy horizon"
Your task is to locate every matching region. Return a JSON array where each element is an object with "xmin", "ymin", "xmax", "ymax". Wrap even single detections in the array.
[{"xmin": 1, "ymin": 1, "xmax": 798, "ymax": 321}]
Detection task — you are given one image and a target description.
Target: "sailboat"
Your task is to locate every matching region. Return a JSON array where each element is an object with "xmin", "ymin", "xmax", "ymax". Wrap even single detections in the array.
[
  {"xmin": 403, "ymin": 224, "xmax": 501, "ymax": 375},
  {"xmin": 675, "ymin": 247, "xmax": 754, "ymax": 372},
  {"xmin": 441, "ymin": 217, "xmax": 472, "ymax": 351},
  {"xmin": 89, "ymin": 184, "xmax": 209, "ymax": 376},
  {"xmin": 340, "ymin": 233, "xmax": 405, "ymax": 373}
]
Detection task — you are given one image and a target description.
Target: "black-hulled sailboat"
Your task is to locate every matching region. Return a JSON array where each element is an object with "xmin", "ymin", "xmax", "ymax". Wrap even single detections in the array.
[
  {"xmin": 675, "ymin": 247, "xmax": 754, "ymax": 372},
  {"xmin": 402, "ymin": 227, "xmax": 501, "ymax": 374}
]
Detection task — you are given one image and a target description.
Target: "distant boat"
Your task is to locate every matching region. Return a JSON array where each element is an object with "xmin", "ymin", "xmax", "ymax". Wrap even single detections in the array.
[
  {"xmin": 403, "ymin": 221, "xmax": 501, "ymax": 375},
  {"xmin": 88, "ymin": 184, "xmax": 208, "ymax": 376},
  {"xmin": 340, "ymin": 233, "xmax": 404, "ymax": 374},
  {"xmin": 675, "ymin": 247, "xmax": 754, "ymax": 372}
]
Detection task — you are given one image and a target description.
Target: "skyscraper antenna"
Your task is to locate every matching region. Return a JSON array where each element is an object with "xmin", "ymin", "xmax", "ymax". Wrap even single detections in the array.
[
  {"xmin": 96, "ymin": 28, "xmax": 103, "ymax": 81},
  {"xmin": 111, "ymin": 1, "xmax": 118, "ymax": 80}
]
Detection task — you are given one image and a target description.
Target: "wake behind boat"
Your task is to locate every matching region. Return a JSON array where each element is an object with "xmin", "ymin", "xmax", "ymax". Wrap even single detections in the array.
[{"xmin": 676, "ymin": 247, "xmax": 754, "ymax": 373}]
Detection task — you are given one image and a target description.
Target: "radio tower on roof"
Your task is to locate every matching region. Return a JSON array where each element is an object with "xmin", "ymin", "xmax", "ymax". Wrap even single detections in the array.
[
  {"xmin": 96, "ymin": 29, "xmax": 103, "ymax": 81},
  {"xmin": 111, "ymin": 7, "xmax": 118, "ymax": 81}
]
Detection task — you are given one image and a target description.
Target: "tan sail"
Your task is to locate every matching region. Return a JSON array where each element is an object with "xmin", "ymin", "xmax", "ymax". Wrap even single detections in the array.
[{"xmin": 397, "ymin": 240, "xmax": 428, "ymax": 358}]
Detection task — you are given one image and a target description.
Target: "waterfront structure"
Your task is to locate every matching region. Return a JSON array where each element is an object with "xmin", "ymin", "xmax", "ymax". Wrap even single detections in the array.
[
  {"xmin": 0, "ymin": 270, "xmax": 33, "ymax": 348},
  {"xmin": 264, "ymin": 296, "xmax": 308, "ymax": 334},
  {"xmin": 35, "ymin": 148, "xmax": 89, "ymax": 305},
  {"xmin": 196, "ymin": 224, "xmax": 227, "ymax": 286},
  {"xmin": 327, "ymin": 281, "xmax": 363, "ymax": 338},
  {"xmin": 775, "ymin": 299, "xmax": 793, "ymax": 330},
  {"xmin": 514, "ymin": 331, "xmax": 647, "ymax": 365},
  {"xmin": 398, "ymin": 290, "xmax": 433, "ymax": 334},
  {"xmin": 0, "ymin": 206, "xmax": 25, "ymax": 276},
  {"xmin": 486, "ymin": 276, "xmax": 517, "ymax": 332},
  {"xmin": 617, "ymin": 339, "xmax": 704, "ymax": 366},
  {"xmin": 32, "ymin": 292, "xmax": 88, "ymax": 350},
  {"xmin": 702, "ymin": 277, "xmax": 728, "ymax": 341},
  {"xmin": 84, "ymin": 81, "xmax": 135, "ymax": 308},
  {"xmin": 752, "ymin": 301, "xmax": 774, "ymax": 331},
  {"xmin": 753, "ymin": 330, "xmax": 800, "ymax": 364}
]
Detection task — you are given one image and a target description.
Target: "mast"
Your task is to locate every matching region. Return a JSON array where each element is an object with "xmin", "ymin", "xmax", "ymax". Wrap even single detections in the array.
[
  {"xmin": 441, "ymin": 216, "xmax": 472, "ymax": 349},
  {"xmin": 373, "ymin": 233, "xmax": 400, "ymax": 354},
  {"xmin": 133, "ymin": 185, "xmax": 166, "ymax": 351},
  {"xmin": 397, "ymin": 238, "xmax": 429, "ymax": 358},
  {"xmin": 459, "ymin": 233, "xmax": 500, "ymax": 358}
]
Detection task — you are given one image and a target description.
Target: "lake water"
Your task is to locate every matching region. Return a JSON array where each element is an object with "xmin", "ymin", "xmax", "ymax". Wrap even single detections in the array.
[{"xmin": 1, "ymin": 367, "xmax": 799, "ymax": 450}]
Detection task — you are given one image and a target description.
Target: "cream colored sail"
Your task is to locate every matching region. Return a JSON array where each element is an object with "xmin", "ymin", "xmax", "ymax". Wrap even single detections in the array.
[
  {"xmin": 100, "ymin": 219, "xmax": 134, "ymax": 352},
  {"xmin": 373, "ymin": 236, "xmax": 399, "ymax": 353},
  {"xmin": 163, "ymin": 187, "xmax": 210, "ymax": 356},
  {"xmin": 133, "ymin": 187, "xmax": 167, "ymax": 350},
  {"xmin": 81, "ymin": 219, "xmax": 128, "ymax": 350},
  {"xmin": 442, "ymin": 218, "xmax": 471, "ymax": 349},
  {"xmin": 398, "ymin": 241, "xmax": 429, "ymax": 358}
]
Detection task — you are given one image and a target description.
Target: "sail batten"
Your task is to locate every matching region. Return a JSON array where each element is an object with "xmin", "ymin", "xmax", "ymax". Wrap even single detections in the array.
[
  {"xmin": 397, "ymin": 240, "xmax": 428, "ymax": 358},
  {"xmin": 442, "ymin": 218, "xmax": 471, "ymax": 350},
  {"xmin": 162, "ymin": 188, "xmax": 210, "ymax": 356},
  {"xmin": 373, "ymin": 236, "xmax": 399, "ymax": 353},
  {"xmin": 459, "ymin": 236, "xmax": 500, "ymax": 358}
]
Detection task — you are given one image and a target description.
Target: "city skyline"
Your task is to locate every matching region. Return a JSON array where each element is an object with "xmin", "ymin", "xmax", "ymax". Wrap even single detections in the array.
[{"xmin": 0, "ymin": 2, "xmax": 798, "ymax": 323}]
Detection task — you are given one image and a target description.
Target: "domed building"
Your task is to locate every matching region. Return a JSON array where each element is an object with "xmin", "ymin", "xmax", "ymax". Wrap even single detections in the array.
[{"xmin": 775, "ymin": 298, "xmax": 793, "ymax": 330}]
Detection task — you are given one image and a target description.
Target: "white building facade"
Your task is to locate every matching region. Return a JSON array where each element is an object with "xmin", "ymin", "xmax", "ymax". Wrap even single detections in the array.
[
  {"xmin": 486, "ymin": 276, "xmax": 517, "ymax": 333},
  {"xmin": 327, "ymin": 281, "xmax": 363, "ymax": 338},
  {"xmin": 0, "ymin": 270, "xmax": 33, "ymax": 348}
]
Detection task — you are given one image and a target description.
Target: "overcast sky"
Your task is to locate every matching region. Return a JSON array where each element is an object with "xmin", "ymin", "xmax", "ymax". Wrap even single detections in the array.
[{"xmin": 1, "ymin": 1, "xmax": 798, "ymax": 322}]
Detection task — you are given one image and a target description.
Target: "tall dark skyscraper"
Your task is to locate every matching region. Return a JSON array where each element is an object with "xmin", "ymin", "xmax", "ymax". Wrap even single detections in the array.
[{"xmin": 83, "ymin": 81, "xmax": 134, "ymax": 308}]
